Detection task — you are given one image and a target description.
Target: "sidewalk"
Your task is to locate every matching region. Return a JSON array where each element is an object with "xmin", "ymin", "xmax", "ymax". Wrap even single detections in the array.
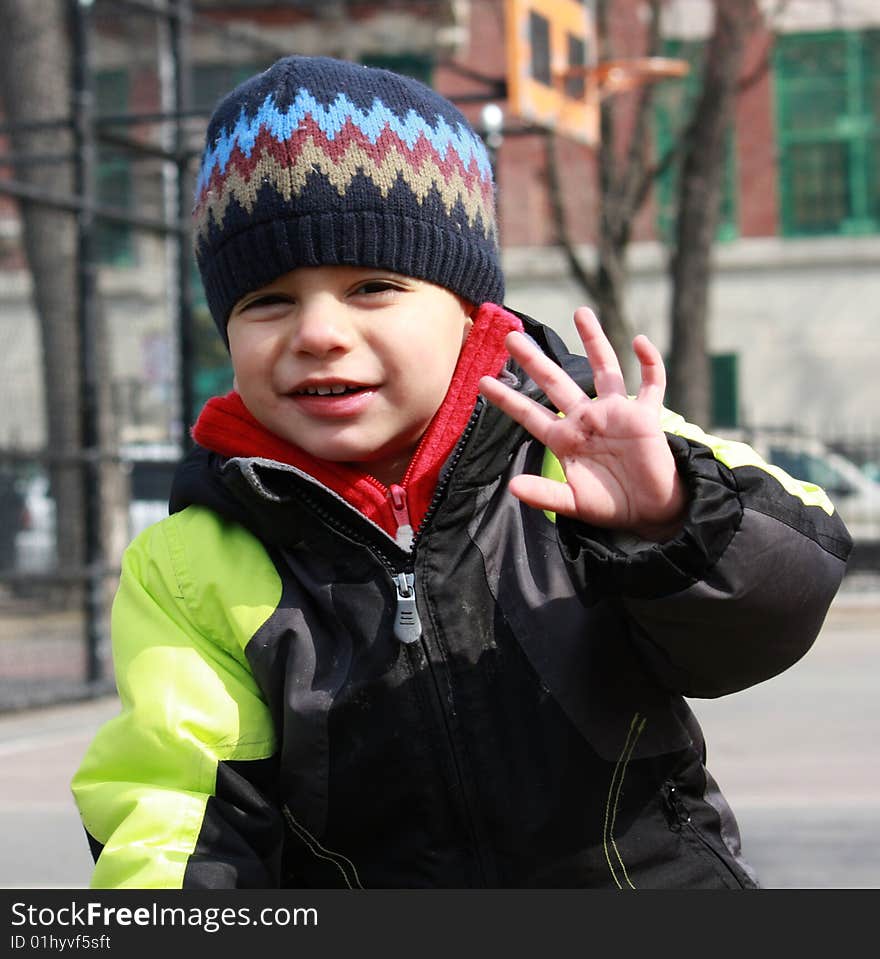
[{"xmin": 0, "ymin": 695, "xmax": 119, "ymax": 888}]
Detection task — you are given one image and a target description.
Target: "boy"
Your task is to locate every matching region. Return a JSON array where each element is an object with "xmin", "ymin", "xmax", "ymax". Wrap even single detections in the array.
[{"xmin": 72, "ymin": 56, "xmax": 852, "ymax": 889}]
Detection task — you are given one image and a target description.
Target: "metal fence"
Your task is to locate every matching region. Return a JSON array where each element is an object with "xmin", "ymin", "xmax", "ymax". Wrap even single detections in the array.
[
  {"xmin": 2, "ymin": 426, "xmax": 878, "ymax": 714},
  {"xmin": 0, "ymin": 0, "xmax": 284, "ymax": 712}
]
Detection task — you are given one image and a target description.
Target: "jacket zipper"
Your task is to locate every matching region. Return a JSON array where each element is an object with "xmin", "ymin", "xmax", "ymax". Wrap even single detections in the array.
[
  {"xmin": 367, "ymin": 400, "xmax": 485, "ymax": 645},
  {"xmin": 391, "ymin": 571, "xmax": 421, "ymax": 644},
  {"xmin": 400, "ymin": 401, "xmax": 491, "ymax": 883},
  {"xmin": 408, "ymin": 400, "xmax": 483, "ymax": 547},
  {"xmin": 388, "ymin": 484, "xmax": 415, "ymax": 550},
  {"xmin": 661, "ymin": 781, "xmax": 748, "ymax": 886},
  {"xmin": 292, "ymin": 482, "xmax": 426, "ymax": 644},
  {"xmin": 287, "ymin": 405, "xmax": 491, "ymax": 883}
]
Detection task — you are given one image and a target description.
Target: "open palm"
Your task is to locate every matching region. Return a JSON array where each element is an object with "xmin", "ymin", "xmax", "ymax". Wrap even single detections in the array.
[{"xmin": 479, "ymin": 308, "xmax": 687, "ymax": 542}]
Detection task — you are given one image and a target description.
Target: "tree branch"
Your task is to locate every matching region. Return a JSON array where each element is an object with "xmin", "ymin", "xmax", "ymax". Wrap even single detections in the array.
[
  {"xmin": 545, "ymin": 128, "xmax": 599, "ymax": 300},
  {"xmin": 617, "ymin": 0, "xmax": 664, "ymax": 242}
]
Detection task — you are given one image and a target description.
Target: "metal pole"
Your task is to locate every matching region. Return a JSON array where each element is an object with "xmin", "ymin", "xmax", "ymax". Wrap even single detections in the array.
[
  {"xmin": 171, "ymin": 0, "xmax": 195, "ymax": 453},
  {"xmin": 70, "ymin": 0, "xmax": 106, "ymax": 685}
]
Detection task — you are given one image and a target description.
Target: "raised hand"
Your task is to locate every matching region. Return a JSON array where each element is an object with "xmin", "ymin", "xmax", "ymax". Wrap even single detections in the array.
[{"xmin": 478, "ymin": 307, "xmax": 688, "ymax": 542}]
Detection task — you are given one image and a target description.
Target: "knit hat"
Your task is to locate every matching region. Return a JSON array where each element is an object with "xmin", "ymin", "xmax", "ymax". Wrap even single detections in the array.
[{"xmin": 193, "ymin": 55, "xmax": 504, "ymax": 340}]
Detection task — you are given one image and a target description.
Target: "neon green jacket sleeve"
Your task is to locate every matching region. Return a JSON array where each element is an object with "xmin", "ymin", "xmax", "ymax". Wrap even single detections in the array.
[{"xmin": 71, "ymin": 505, "xmax": 283, "ymax": 888}]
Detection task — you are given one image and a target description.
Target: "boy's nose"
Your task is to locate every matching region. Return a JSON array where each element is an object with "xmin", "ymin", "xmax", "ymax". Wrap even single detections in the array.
[{"xmin": 288, "ymin": 303, "xmax": 355, "ymax": 357}]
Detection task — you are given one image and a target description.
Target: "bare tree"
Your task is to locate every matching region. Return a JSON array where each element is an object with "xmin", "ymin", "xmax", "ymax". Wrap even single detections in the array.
[
  {"xmin": 0, "ymin": 0, "xmax": 122, "ymax": 606},
  {"xmin": 0, "ymin": 0, "xmax": 85, "ymax": 591},
  {"xmin": 546, "ymin": 0, "xmax": 667, "ymax": 386},
  {"xmin": 546, "ymin": 0, "xmax": 766, "ymax": 420},
  {"xmin": 666, "ymin": 0, "xmax": 762, "ymax": 424}
]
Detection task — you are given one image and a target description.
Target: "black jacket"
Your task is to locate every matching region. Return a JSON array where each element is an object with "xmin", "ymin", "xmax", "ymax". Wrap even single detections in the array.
[{"xmin": 72, "ymin": 315, "xmax": 852, "ymax": 888}]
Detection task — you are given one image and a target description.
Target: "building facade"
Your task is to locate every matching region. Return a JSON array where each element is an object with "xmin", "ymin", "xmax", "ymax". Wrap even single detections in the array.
[{"xmin": 1, "ymin": 0, "xmax": 878, "ymax": 455}]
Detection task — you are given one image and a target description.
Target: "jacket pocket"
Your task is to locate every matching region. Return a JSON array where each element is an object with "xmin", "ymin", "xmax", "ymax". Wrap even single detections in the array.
[{"xmin": 661, "ymin": 781, "xmax": 758, "ymax": 889}]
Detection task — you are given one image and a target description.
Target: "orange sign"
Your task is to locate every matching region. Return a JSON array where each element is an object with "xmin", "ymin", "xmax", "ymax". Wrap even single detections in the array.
[{"xmin": 504, "ymin": 0, "xmax": 598, "ymax": 144}]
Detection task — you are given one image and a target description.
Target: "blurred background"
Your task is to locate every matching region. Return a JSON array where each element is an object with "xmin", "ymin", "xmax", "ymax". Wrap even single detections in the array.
[{"xmin": 0, "ymin": 0, "xmax": 877, "ymax": 888}]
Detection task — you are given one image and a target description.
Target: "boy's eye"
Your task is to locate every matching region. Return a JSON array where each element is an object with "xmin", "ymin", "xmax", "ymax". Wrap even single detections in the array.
[
  {"xmin": 239, "ymin": 294, "xmax": 291, "ymax": 312},
  {"xmin": 352, "ymin": 280, "xmax": 400, "ymax": 296}
]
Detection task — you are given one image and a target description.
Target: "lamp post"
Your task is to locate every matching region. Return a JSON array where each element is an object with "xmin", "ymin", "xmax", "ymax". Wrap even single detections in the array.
[{"xmin": 480, "ymin": 101, "xmax": 504, "ymax": 184}]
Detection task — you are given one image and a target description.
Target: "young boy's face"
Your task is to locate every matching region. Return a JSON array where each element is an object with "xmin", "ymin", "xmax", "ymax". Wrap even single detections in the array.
[{"xmin": 227, "ymin": 265, "xmax": 474, "ymax": 486}]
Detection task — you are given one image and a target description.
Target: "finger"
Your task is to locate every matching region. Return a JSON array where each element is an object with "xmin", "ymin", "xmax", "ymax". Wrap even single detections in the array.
[
  {"xmin": 633, "ymin": 333, "xmax": 666, "ymax": 406},
  {"xmin": 507, "ymin": 473, "xmax": 579, "ymax": 517},
  {"xmin": 503, "ymin": 331, "xmax": 588, "ymax": 414},
  {"xmin": 479, "ymin": 373, "xmax": 560, "ymax": 443},
  {"xmin": 573, "ymin": 307, "xmax": 627, "ymax": 397}
]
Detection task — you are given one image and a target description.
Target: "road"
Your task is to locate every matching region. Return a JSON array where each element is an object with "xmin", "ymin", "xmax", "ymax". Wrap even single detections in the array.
[
  {"xmin": 688, "ymin": 587, "xmax": 879, "ymax": 889},
  {"xmin": 0, "ymin": 584, "xmax": 877, "ymax": 890}
]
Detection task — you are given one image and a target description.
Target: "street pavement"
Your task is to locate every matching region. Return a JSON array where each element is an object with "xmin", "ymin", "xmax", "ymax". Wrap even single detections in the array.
[
  {"xmin": 0, "ymin": 582, "xmax": 877, "ymax": 890},
  {"xmin": 689, "ymin": 586, "xmax": 879, "ymax": 889}
]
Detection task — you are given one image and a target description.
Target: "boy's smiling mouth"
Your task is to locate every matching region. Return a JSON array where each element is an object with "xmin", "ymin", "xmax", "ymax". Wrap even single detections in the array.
[
  {"xmin": 286, "ymin": 380, "xmax": 379, "ymax": 418},
  {"xmin": 289, "ymin": 376, "xmax": 375, "ymax": 397},
  {"xmin": 293, "ymin": 383, "xmax": 365, "ymax": 396}
]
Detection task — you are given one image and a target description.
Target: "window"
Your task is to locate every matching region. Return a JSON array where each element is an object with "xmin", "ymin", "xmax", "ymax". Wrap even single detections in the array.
[
  {"xmin": 192, "ymin": 62, "xmax": 273, "ymax": 115},
  {"xmin": 95, "ymin": 70, "xmax": 134, "ymax": 266},
  {"xmin": 774, "ymin": 30, "xmax": 880, "ymax": 236},
  {"xmin": 528, "ymin": 12, "xmax": 552, "ymax": 86},
  {"xmin": 565, "ymin": 35, "xmax": 587, "ymax": 100},
  {"xmin": 360, "ymin": 55, "xmax": 433, "ymax": 87},
  {"xmin": 711, "ymin": 353, "xmax": 739, "ymax": 429},
  {"xmin": 654, "ymin": 40, "xmax": 738, "ymax": 243}
]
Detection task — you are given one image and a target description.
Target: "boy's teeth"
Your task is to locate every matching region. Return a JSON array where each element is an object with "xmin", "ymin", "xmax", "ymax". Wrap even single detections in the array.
[{"xmin": 302, "ymin": 384, "xmax": 355, "ymax": 395}]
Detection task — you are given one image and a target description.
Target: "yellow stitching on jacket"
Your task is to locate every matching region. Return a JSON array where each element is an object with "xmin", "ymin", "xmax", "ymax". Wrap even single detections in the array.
[
  {"xmin": 603, "ymin": 712, "xmax": 645, "ymax": 890},
  {"xmin": 282, "ymin": 805, "xmax": 364, "ymax": 889}
]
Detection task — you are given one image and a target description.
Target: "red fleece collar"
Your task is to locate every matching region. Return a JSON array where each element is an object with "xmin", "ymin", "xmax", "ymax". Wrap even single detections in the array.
[{"xmin": 191, "ymin": 302, "xmax": 523, "ymax": 539}]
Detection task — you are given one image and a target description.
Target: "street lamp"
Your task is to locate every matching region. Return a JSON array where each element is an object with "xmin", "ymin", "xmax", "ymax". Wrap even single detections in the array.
[{"xmin": 480, "ymin": 102, "xmax": 504, "ymax": 182}]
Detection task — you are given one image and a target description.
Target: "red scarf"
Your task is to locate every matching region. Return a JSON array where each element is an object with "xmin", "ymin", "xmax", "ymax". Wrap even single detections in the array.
[{"xmin": 191, "ymin": 302, "xmax": 523, "ymax": 540}]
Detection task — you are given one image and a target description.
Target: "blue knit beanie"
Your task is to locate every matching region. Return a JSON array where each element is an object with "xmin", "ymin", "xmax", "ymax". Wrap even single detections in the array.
[{"xmin": 193, "ymin": 55, "xmax": 504, "ymax": 340}]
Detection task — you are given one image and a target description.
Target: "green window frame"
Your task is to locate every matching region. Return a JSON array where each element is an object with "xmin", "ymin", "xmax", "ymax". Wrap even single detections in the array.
[
  {"xmin": 654, "ymin": 39, "xmax": 738, "ymax": 243},
  {"xmin": 192, "ymin": 62, "xmax": 274, "ymax": 115},
  {"xmin": 711, "ymin": 353, "xmax": 739, "ymax": 429},
  {"xmin": 95, "ymin": 70, "xmax": 135, "ymax": 266},
  {"xmin": 360, "ymin": 54, "xmax": 433, "ymax": 87},
  {"xmin": 774, "ymin": 30, "xmax": 880, "ymax": 236}
]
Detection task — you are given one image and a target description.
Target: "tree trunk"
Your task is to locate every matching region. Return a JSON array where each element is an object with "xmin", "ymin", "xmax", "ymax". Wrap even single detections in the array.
[
  {"xmin": 0, "ymin": 0, "xmax": 84, "ymax": 591},
  {"xmin": 666, "ymin": 0, "xmax": 760, "ymax": 424},
  {"xmin": 0, "ymin": 0, "xmax": 122, "ymax": 608},
  {"xmin": 543, "ymin": 0, "xmax": 669, "ymax": 389},
  {"xmin": 545, "ymin": 127, "xmax": 634, "ymax": 383}
]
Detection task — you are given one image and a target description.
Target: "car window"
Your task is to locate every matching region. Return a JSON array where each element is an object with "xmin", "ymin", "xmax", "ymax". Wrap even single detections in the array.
[{"xmin": 768, "ymin": 447, "xmax": 853, "ymax": 495}]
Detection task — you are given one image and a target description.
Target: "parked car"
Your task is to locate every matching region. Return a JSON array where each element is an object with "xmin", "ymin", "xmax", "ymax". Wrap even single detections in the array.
[
  {"xmin": 12, "ymin": 444, "xmax": 181, "ymax": 576},
  {"xmin": 718, "ymin": 429, "xmax": 880, "ymax": 545},
  {"xmin": 12, "ymin": 469, "xmax": 56, "ymax": 575}
]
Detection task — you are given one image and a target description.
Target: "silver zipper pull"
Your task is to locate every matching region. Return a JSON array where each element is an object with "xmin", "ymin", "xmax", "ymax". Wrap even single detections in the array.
[{"xmin": 393, "ymin": 571, "xmax": 421, "ymax": 644}]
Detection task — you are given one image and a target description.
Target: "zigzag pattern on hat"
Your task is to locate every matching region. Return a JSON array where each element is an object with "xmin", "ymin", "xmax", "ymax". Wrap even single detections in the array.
[{"xmin": 194, "ymin": 91, "xmax": 497, "ymax": 244}]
